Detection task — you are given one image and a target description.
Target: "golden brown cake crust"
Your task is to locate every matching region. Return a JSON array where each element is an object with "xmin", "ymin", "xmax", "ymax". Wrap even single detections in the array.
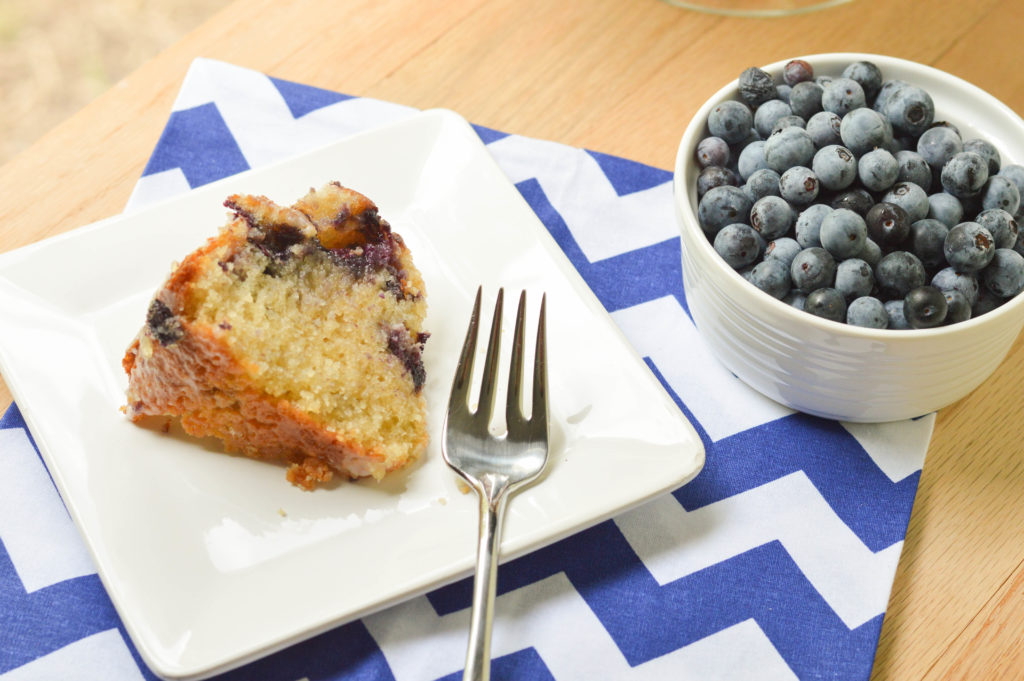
[{"xmin": 123, "ymin": 184, "xmax": 428, "ymax": 489}]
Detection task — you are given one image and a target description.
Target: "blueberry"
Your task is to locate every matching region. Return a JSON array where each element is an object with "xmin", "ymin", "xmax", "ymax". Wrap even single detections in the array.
[
  {"xmin": 714, "ymin": 223, "xmax": 762, "ymax": 269},
  {"xmin": 744, "ymin": 168, "xmax": 782, "ymax": 201},
  {"xmin": 750, "ymin": 195, "xmax": 795, "ymax": 240},
  {"xmin": 812, "ymin": 144, "xmax": 857, "ymax": 191},
  {"xmin": 778, "ymin": 166, "xmax": 819, "ymax": 206},
  {"xmin": 697, "ymin": 166, "xmax": 740, "ymax": 196},
  {"xmin": 982, "ymin": 248, "xmax": 1024, "ymax": 297},
  {"xmin": 771, "ymin": 115, "xmax": 807, "ymax": 135},
  {"xmin": 876, "ymin": 250, "xmax": 926, "ymax": 299},
  {"xmin": 962, "ymin": 138, "xmax": 1001, "ymax": 175},
  {"xmin": 790, "ymin": 246, "xmax": 837, "ymax": 293},
  {"xmin": 748, "ymin": 258, "xmax": 791, "ymax": 299},
  {"xmin": 975, "ymin": 208, "xmax": 1019, "ymax": 249},
  {"xmin": 881, "ymin": 84, "xmax": 934, "ymax": 138},
  {"xmin": 764, "ymin": 236, "xmax": 802, "ymax": 269},
  {"xmin": 909, "ymin": 218, "xmax": 950, "ymax": 269},
  {"xmin": 944, "ymin": 221, "xmax": 996, "ymax": 272},
  {"xmin": 973, "ymin": 288, "xmax": 1004, "ymax": 317},
  {"xmin": 839, "ymin": 107, "xmax": 889, "ymax": 155},
  {"xmin": 917, "ymin": 125, "xmax": 963, "ymax": 172},
  {"xmin": 789, "ymin": 81, "xmax": 824, "ymax": 120},
  {"xmin": 730, "ymin": 128, "xmax": 763, "ymax": 158},
  {"xmin": 932, "ymin": 266, "xmax": 980, "ymax": 306},
  {"xmin": 698, "ymin": 185, "xmax": 754, "ymax": 236},
  {"xmin": 873, "ymin": 79, "xmax": 911, "ymax": 113},
  {"xmin": 835, "ymin": 257, "xmax": 875, "ymax": 300},
  {"xmin": 709, "ymin": 100, "xmax": 755, "ymax": 144},
  {"xmin": 794, "ymin": 203, "xmax": 832, "ymax": 248},
  {"xmin": 881, "ymin": 181, "xmax": 929, "ymax": 223},
  {"xmin": 858, "ymin": 148, "xmax": 899, "ymax": 192},
  {"xmin": 903, "ymin": 285, "xmax": 948, "ymax": 329},
  {"xmin": 943, "ymin": 289, "xmax": 972, "ymax": 324},
  {"xmin": 738, "ymin": 67, "xmax": 777, "ymax": 108},
  {"xmin": 928, "ymin": 120, "xmax": 961, "ymax": 137},
  {"xmin": 941, "ymin": 151, "xmax": 990, "ymax": 198},
  {"xmin": 841, "ymin": 61, "xmax": 883, "ymax": 103},
  {"xmin": 737, "ymin": 140, "xmax": 769, "ymax": 180},
  {"xmin": 831, "ymin": 187, "xmax": 875, "ymax": 217},
  {"xmin": 998, "ymin": 165, "xmax": 1024, "ymax": 217},
  {"xmin": 821, "ymin": 77, "xmax": 866, "ymax": 117},
  {"xmin": 753, "ymin": 230, "xmax": 769, "ymax": 253},
  {"xmin": 820, "ymin": 208, "xmax": 868, "ymax": 259},
  {"xmin": 858, "ymin": 237, "xmax": 883, "ymax": 266},
  {"xmin": 776, "ymin": 84, "xmax": 792, "ymax": 102},
  {"xmin": 146, "ymin": 298, "xmax": 183, "ymax": 346},
  {"xmin": 807, "ymin": 110, "xmax": 843, "ymax": 148},
  {"xmin": 783, "ymin": 59, "xmax": 814, "ymax": 86},
  {"xmin": 754, "ymin": 99, "xmax": 794, "ymax": 138},
  {"xmin": 894, "ymin": 150, "xmax": 932, "ymax": 191},
  {"xmin": 847, "ymin": 295, "xmax": 888, "ymax": 328},
  {"xmin": 783, "ymin": 290, "xmax": 807, "ymax": 310},
  {"xmin": 865, "ymin": 201, "xmax": 910, "ymax": 248},
  {"xmin": 999, "ymin": 165, "xmax": 1024, "ymax": 187},
  {"xmin": 696, "ymin": 136, "xmax": 731, "ymax": 168},
  {"xmin": 884, "ymin": 298, "xmax": 911, "ymax": 329},
  {"xmin": 927, "ymin": 192, "xmax": 964, "ymax": 228},
  {"xmin": 804, "ymin": 287, "xmax": 847, "ymax": 322},
  {"xmin": 888, "ymin": 134, "xmax": 914, "ymax": 155},
  {"xmin": 980, "ymin": 175, "xmax": 1021, "ymax": 215},
  {"xmin": 763, "ymin": 126, "xmax": 816, "ymax": 173}
]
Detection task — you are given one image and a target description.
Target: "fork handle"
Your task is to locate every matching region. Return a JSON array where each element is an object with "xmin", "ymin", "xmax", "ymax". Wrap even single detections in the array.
[{"xmin": 463, "ymin": 488, "xmax": 509, "ymax": 681}]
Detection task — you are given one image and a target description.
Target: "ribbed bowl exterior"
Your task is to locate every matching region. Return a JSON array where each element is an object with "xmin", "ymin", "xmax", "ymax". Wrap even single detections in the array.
[{"xmin": 675, "ymin": 54, "xmax": 1024, "ymax": 422}]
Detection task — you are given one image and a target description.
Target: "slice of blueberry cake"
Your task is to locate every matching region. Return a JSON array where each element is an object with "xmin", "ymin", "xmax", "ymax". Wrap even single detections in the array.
[{"xmin": 122, "ymin": 182, "xmax": 429, "ymax": 489}]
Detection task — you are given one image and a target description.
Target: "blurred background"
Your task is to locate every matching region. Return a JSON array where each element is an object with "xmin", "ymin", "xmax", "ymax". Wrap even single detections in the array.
[{"xmin": 0, "ymin": 0, "xmax": 231, "ymax": 165}]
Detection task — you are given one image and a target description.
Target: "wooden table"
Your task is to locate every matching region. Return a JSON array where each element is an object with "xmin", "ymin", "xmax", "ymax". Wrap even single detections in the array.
[{"xmin": 3, "ymin": 0, "xmax": 1023, "ymax": 677}]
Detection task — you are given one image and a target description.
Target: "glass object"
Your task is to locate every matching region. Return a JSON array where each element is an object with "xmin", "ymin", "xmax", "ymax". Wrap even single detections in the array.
[{"xmin": 662, "ymin": 0, "xmax": 852, "ymax": 17}]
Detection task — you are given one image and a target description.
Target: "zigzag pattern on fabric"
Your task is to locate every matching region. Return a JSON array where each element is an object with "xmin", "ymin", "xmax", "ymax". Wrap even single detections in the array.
[
  {"xmin": 424, "ymin": 522, "xmax": 887, "ymax": 678},
  {"xmin": 0, "ymin": 542, "xmax": 118, "ymax": 674}
]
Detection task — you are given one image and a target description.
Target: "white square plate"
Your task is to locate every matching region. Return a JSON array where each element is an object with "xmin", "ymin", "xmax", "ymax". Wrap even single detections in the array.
[{"xmin": 0, "ymin": 109, "xmax": 704, "ymax": 680}]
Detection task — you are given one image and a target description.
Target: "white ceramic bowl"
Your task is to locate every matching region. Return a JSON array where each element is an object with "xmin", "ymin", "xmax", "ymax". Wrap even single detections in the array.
[{"xmin": 674, "ymin": 53, "xmax": 1024, "ymax": 422}]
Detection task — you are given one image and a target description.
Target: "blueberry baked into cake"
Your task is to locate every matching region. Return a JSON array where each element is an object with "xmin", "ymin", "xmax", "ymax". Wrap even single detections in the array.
[{"xmin": 122, "ymin": 182, "xmax": 429, "ymax": 489}]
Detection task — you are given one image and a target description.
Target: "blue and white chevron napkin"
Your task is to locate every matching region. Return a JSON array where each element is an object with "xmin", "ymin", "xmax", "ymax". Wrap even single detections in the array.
[{"xmin": 0, "ymin": 59, "xmax": 933, "ymax": 681}]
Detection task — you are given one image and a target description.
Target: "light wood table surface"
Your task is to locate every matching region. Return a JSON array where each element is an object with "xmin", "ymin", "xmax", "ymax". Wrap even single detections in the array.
[{"xmin": 3, "ymin": 0, "xmax": 1023, "ymax": 678}]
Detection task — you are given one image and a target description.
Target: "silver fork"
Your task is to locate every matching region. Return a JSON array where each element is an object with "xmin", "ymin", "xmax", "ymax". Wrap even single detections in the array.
[{"xmin": 442, "ymin": 286, "xmax": 550, "ymax": 681}]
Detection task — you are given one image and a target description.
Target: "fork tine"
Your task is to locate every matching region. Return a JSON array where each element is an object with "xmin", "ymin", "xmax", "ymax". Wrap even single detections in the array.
[
  {"xmin": 505, "ymin": 291, "xmax": 528, "ymax": 428},
  {"xmin": 449, "ymin": 287, "xmax": 483, "ymax": 416},
  {"xmin": 531, "ymin": 294, "xmax": 548, "ymax": 429},
  {"xmin": 475, "ymin": 288, "xmax": 505, "ymax": 422}
]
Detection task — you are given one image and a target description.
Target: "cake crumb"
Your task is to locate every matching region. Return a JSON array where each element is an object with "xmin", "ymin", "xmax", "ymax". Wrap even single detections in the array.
[{"xmin": 286, "ymin": 457, "xmax": 334, "ymax": 490}]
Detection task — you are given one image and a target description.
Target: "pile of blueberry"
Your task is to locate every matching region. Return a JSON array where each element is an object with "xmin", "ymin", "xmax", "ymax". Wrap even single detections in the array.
[{"xmin": 695, "ymin": 58, "xmax": 1024, "ymax": 329}]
